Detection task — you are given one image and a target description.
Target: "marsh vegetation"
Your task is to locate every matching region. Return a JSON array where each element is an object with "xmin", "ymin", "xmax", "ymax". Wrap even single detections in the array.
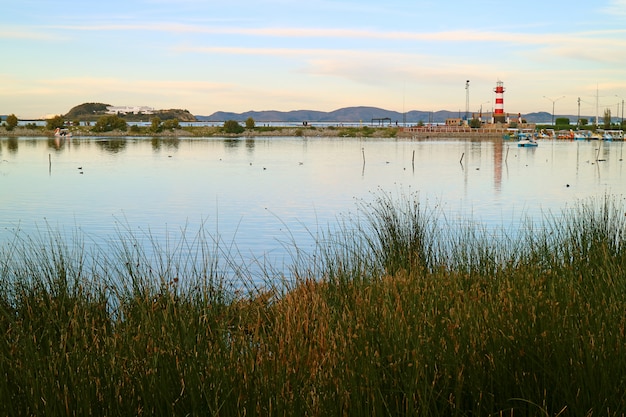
[{"xmin": 1, "ymin": 193, "xmax": 625, "ymax": 416}]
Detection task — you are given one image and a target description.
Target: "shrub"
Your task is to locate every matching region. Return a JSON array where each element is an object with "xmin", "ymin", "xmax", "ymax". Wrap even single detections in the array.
[
  {"xmin": 162, "ymin": 119, "xmax": 180, "ymax": 130},
  {"xmin": 5, "ymin": 114, "xmax": 18, "ymax": 130},
  {"xmin": 223, "ymin": 120, "xmax": 244, "ymax": 134},
  {"xmin": 245, "ymin": 117, "xmax": 255, "ymax": 129},
  {"xmin": 92, "ymin": 115, "xmax": 128, "ymax": 132}
]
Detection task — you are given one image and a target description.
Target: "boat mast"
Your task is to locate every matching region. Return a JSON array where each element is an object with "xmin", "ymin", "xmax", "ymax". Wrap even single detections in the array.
[{"xmin": 596, "ymin": 84, "xmax": 598, "ymax": 128}]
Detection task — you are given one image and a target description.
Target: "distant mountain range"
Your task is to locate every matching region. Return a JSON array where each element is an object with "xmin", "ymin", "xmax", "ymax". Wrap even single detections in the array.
[
  {"xmin": 1, "ymin": 105, "xmax": 594, "ymax": 124},
  {"xmin": 196, "ymin": 106, "xmax": 590, "ymax": 124}
]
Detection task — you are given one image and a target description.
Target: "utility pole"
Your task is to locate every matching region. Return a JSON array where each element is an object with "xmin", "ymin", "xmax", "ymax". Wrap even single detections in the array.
[{"xmin": 465, "ymin": 80, "xmax": 470, "ymax": 121}]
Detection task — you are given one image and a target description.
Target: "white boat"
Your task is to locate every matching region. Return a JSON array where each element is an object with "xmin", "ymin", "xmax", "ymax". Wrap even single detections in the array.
[
  {"xmin": 54, "ymin": 127, "xmax": 71, "ymax": 137},
  {"xmin": 573, "ymin": 130, "xmax": 591, "ymax": 140},
  {"xmin": 602, "ymin": 130, "xmax": 623, "ymax": 140},
  {"xmin": 518, "ymin": 138, "xmax": 538, "ymax": 147}
]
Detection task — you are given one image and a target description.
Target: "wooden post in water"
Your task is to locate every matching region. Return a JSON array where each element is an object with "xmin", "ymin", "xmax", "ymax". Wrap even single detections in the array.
[
  {"xmin": 362, "ymin": 148, "xmax": 365, "ymax": 165},
  {"xmin": 459, "ymin": 152, "xmax": 464, "ymax": 164},
  {"xmin": 49, "ymin": 154, "xmax": 51, "ymax": 172},
  {"xmin": 412, "ymin": 150, "xmax": 415, "ymax": 170}
]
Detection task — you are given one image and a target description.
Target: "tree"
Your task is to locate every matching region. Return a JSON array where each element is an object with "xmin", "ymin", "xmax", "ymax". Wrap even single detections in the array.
[
  {"xmin": 5, "ymin": 114, "xmax": 18, "ymax": 131},
  {"xmin": 555, "ymin": 117, "xmax": 570, "ymax": 126},
  {"xmin": 223, "ymin": 120, "xmax": 244, "ymax": 134},
  {"xmin": 162, "ymin": 118, "xmax": 180, "ymax": 130},
  {"xmin": 92, "ymin": 115, "xmax": 127, "ymax": 132},
  {"xmin": 245, "ymin": 117, "xmax": 255, "ymax": 129},
  {"xmin": 46, "ymin": 115, "xmax": 66, "ymax": 130},
  {"xmin": 151, "ymin": 117, "xmax": 162, "ymax": 132},
  {"xmin": 579, "ymin": 118, "xmax": 588, "ymax": 126}
]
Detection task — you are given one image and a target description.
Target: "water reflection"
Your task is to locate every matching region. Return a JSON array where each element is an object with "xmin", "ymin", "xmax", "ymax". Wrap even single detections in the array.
[
  {"xmin": 2, "ymin": 135, "xmax": 626, "ymax": 280},
  {"xmin": 493, "ymin": 139, "xmax": 503, "ymax": 193},
  {"xmin": 151, "ymin": 137, "xmax": 180, "ymax": 151},
  {"xmin": 96, "ymin": 138, "xmax": 128, "ymax": 154},
  {"xmin": 6, "ymin": 138, "xmax": 18, "ymax": 153}
]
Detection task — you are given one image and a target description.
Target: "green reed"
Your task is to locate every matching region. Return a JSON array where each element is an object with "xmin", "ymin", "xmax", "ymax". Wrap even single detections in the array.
[{"xmin": 1, "ymin": 194, "xmax": 625, "ymax": 416}]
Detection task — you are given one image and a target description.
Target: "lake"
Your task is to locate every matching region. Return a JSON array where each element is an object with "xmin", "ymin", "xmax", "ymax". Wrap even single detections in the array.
[{"xmin": 1, "ymin": 135, "xmax": 625, "ymax": 281}]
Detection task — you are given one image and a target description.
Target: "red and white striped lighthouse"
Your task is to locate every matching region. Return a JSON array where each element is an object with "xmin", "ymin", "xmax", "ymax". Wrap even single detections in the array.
[{"xmin": 493, "ymin": 80, "xmax": 506, "ymax": 123}]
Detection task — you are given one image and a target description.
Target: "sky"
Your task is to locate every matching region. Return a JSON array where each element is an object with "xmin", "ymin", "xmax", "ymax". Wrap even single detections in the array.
[{"xmin": 2, "ymin": 0, "xmax": 626, "ymax": 119}]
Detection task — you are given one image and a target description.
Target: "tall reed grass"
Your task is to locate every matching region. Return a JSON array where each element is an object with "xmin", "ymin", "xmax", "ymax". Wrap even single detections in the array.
[{"xmin": 1, "ymin": 193, "xmax": 625, "ymax": 416}]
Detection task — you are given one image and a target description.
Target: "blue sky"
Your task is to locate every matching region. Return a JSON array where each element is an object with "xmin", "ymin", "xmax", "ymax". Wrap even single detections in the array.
[{"xmin": 2, "ymin": 0, "xmax": 626, "ymax": 119}]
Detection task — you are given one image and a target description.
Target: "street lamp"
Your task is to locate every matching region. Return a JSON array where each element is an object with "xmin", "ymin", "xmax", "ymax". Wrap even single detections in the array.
[{"xmin": 543, "ymin": 96, "xmax": 565, "ymax": 126}]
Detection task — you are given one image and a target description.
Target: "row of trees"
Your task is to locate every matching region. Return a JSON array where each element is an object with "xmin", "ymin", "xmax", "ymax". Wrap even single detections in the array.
[
  {"xmin": 223, "ymin": 117, "xmax": 255, "ymax": 133},
  {"xmin": 5, "ymin": 114, "xmax": 258, "ymax": 134},
  {"xmin": 545, "ymin": 109, "xmax": 625, "ymax": 130}
]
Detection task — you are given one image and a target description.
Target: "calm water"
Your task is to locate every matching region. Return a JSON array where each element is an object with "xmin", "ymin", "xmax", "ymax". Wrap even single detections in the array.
[{"xmin": 1, "ymin": 135, "xmax": 625, "ymax": 278}]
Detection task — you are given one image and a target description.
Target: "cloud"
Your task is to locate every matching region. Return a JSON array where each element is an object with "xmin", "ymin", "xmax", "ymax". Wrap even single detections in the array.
[
  {"xmin": 0, "ymin": 27, "xmax": 64, "ymax": 41},
  {"xmin": 602, "ymin": 0, "xmax": 626, "ymax": 15}
]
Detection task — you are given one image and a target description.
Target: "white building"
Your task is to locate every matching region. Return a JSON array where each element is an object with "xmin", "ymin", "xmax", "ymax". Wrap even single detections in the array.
[{"xmin": 106, "ymin": 105, "xmax": 154, "ymax": 115}]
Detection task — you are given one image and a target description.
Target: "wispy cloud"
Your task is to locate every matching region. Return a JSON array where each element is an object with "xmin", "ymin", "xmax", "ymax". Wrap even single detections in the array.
[
  {"xmin": 174, "ymin": 28, "xmax": 626, "ymax": 68},
  {"xmin": 602, "ymin": 0, "xmax": 626, "ymax": 15},
  {"xmin": 44, "ymin": 77, "xmax": 232, "ymax": 93},
  {"xmin": 39, "ymin": 22, "xmax": 611, "ymax": 44},
  {"xmin": 0, "ymin": 27, "xmax": 64, "ymax": 41}
]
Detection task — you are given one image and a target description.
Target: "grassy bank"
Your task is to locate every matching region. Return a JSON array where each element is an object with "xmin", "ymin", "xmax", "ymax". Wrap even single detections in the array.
[
  {"xmin": 1, "ymin": 193, "xmax": 625, "ymax": 416},
  {"xmin": 0, "ymin": 124, "xmax": 401, "ymax": 138}
]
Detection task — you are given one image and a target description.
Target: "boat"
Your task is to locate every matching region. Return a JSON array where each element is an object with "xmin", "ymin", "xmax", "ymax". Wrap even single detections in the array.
[
  {"xmin": 54, "ymin": 127, "xmax": 71, "ymax": 137},
  {"xmin": 515, "ymin": 129, "xmax": 536, "ymax": 140},
  {"xmin": 573, "ymin": 130, "xmax": 591, "ymax": 140},
  {"xmin": 557, "ymin": 130, "xmax": 574, "ymax": 140},
  {"xmin": 537, "ymin": 129, "xmax": 553, "ymax": 139},
  {"xmin": 517, "ymin": 138, "xmax": 538, "ymax": 147},
  {"xmin": 502, "ymin": 128, "xmax": 518, "ymax": 140},
  {"xmin": 602, "ymin": 130, "xmax": 623, "ymax": 140},
  {"xmin": 515, "ymin": 128, "xmax": 538, "ymax": 147}
]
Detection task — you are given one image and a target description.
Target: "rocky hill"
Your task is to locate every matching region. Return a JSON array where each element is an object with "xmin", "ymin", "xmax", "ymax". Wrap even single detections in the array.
[{"xmin": 64, "ymin": 103, "xmax": 197, "ymax": 122}]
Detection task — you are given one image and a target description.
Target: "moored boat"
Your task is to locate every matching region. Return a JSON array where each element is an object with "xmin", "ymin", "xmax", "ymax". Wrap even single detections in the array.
[
  {"xmin": 518, "ymin": 138, "xmax": 538, "ymax": 147},
  {"xmin": 573, "ymin": 130, "xmax": 591, "ymax": 140},
  {"xmin": 514, "ymin": 128, "xmax": 539, "ymax": 147},
  {"xmin": 54, "ymin": 127, "xmax": 71, "ymax": 137}
]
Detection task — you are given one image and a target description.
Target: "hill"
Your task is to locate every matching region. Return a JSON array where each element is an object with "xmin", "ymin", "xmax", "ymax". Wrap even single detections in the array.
[
  {"xmin": 197, "ymin": 107, "xmax": 586, "ymax": 124},
  {"xmin": 64, "ymin": 102, "xmax": 111, "ymax": 119},
  {"xmin": 199, "ymin": 106, "xmax": 428, "ymax": 123},
  {"xmin": 64, "ymin": 103, "xmax": 197, "ymax": 122},
  {"xmin": 61, "ymin": 104, "xmax": 589, "ymax": 125}
]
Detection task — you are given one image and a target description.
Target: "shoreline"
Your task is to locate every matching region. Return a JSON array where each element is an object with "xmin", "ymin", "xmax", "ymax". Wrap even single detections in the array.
[{"xmin": 1, "ymin": 125, "xmax": 511, "ymax": 139}]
